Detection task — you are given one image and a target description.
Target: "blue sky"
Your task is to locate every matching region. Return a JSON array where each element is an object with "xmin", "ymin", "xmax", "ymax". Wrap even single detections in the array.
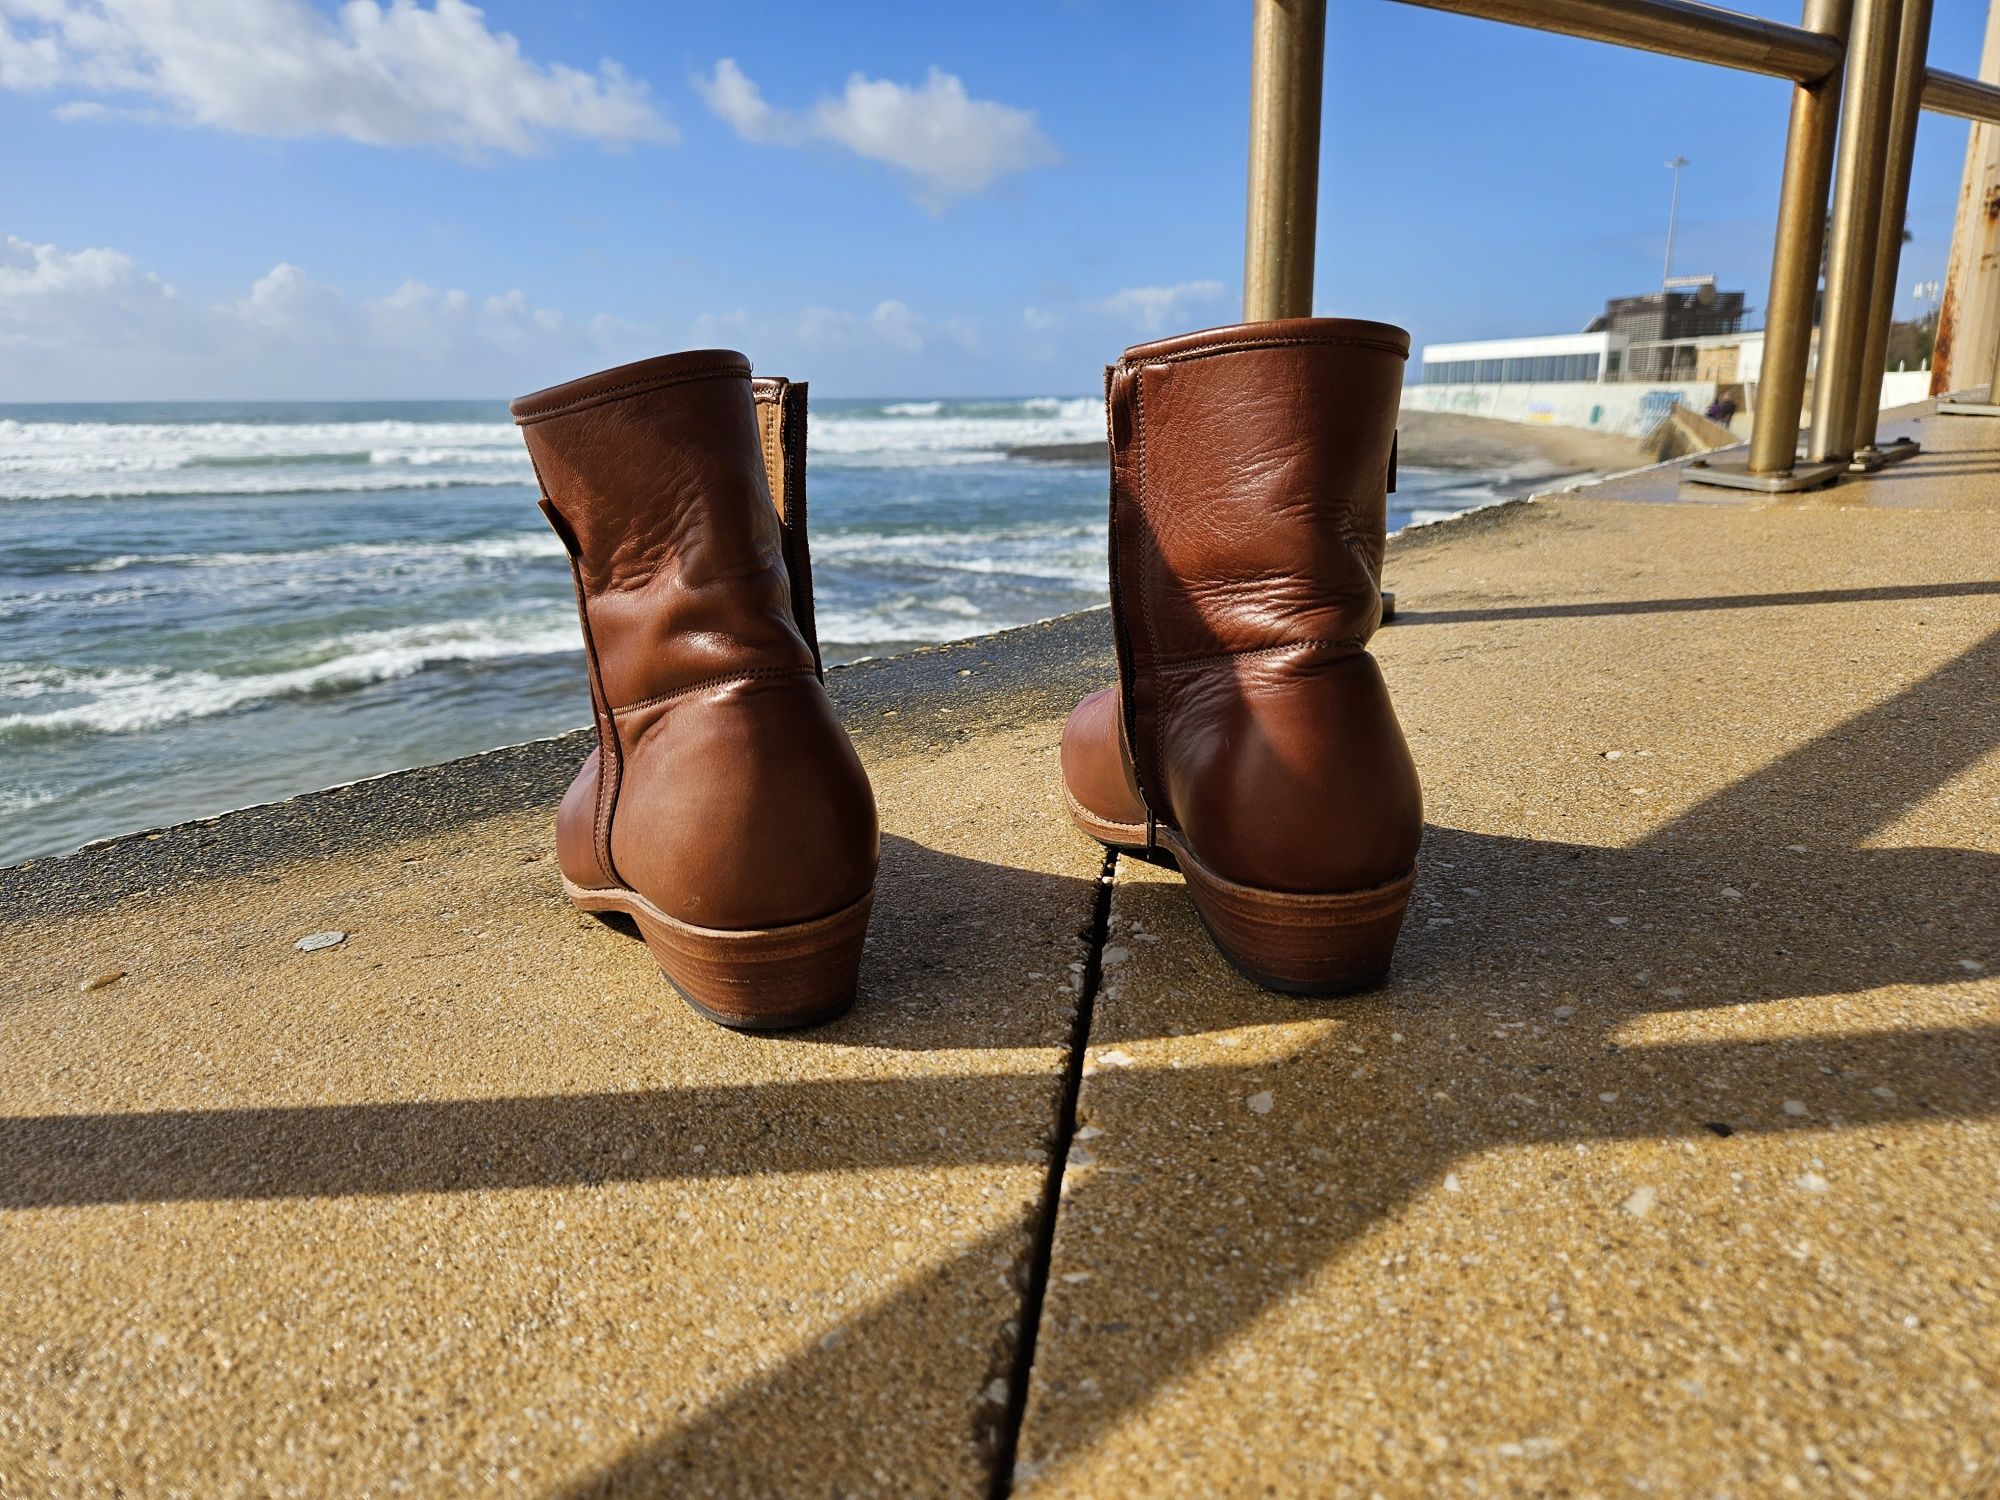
[{"xmin": 0, "ymin": 0, "xmax": 1986, "ymax": 399}]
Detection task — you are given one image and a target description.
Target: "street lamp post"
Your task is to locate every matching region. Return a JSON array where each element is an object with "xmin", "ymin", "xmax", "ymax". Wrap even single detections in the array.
[{"xmin": 1663, "ymin": 154, "xmax": 1690, "ymax": 287}]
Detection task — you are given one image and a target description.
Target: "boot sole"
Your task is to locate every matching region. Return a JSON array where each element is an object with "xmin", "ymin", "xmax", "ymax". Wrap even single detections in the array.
[
  {"xmin": 1063, "ymin": 788, "xmax": 1413, "ymax": 996},
  {"xmin": 563, "ymin": 877, "xmax": 871, "ymax": 1030}
]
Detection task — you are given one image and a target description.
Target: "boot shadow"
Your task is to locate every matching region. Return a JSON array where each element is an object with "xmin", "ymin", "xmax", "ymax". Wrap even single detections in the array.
[{"xmin": 580, "ymin": 832, "xmax": 1104, "ymax": 1052}]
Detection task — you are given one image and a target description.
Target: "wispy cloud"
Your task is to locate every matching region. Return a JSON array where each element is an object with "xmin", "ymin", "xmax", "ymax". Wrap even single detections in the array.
[
  {"xmin": 694, "ymin": 58, "xmax": 1058, "ymax": 206},
  {"xmin": 1094, "ymin": 281, "xmax": 1228, "ymax": 334},
  {"xmin": 784, "ymin": 299, "xmax": 980, "ymax": 355},
  {"xmin": 0, "ymin": 0, "xmax": 672, "ymax": 154}
]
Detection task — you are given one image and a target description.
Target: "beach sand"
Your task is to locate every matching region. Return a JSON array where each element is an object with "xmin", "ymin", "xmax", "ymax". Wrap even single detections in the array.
[{"xmin": 1009, "ymin": 407, "xmax": 1655, "ymax": 498}]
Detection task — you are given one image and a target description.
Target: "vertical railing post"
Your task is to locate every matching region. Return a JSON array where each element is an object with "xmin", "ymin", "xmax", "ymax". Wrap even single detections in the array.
[
  {"xmin": 1851, "ymin": 0, "xmax": 1935, "ymax": 458},
  {"xmin": 1929, "ymin": 0, "xmax": 2000, "ymax": 397},
  {"xmin": 1810, "ymin": 0, "xmax": 1906, "ymax": 462},
  {"xmin": 1244, "ymin": 0, "xmax": 1327, "ymax": 322},
  {"xmin": 1988, "ymin": 301, "xmax": 2000, "ymax": 396},
  {"xmin": 1750, "ymin": 0, "xmax": 1854, "ymax": 476}
]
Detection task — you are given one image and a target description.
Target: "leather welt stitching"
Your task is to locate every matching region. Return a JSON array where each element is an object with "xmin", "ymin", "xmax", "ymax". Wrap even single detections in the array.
[
  {"xmin": 515, "ymin": 363, "xmax": 750, "ymax": 424},
  {"xmin": 1154, "ymin": 637, "xmax": 1368, "ymax": 675},
  {"xmin": 1122, "ymin": 333, "xmax": 1408, "ymax": 369},
  {"xmin": 609, "ymin": 663, "xmax": 815, "ymax": 717}
]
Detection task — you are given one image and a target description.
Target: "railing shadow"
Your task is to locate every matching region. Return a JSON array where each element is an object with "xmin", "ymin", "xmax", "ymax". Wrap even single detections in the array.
[
  {"xmin": 1392, "ymin": 579, "xmax": 1999, "ymax": 627},
  {"xmin": 544, "ymin": 626, "xmax": 1996, "ymax": 1491}
]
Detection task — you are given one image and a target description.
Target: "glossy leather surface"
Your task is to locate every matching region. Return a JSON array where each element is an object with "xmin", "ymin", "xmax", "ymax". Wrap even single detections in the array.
[
  {"xmin": 515, "ymin": 350, "xmax": 877, "ymax": 930},
  {"xmin": 1057, "ymin": 683, "xmax": 1146, "ymax": 831},
  {"xmin": 1066, "ymin": 317, "xmax": 1422, "ymax": 894}
]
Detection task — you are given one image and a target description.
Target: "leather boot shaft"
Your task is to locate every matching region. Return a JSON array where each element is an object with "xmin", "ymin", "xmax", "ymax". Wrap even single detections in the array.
[
  {"xmin": 514, "ymin": 352, "xmax": 877, "ymax": 938},
  {"xmin": 515, "ymin": 351, "xmax": 816, "ymax": 708},
  {"xmin": 1103, "ymin": 317, "xmax": 1421, "ymax": 895}
]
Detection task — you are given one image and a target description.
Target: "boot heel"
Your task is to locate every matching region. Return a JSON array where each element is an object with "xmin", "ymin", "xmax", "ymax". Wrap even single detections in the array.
[
  {"xmin": 1166, "ymin": 839, "xmax": 1413, "ymax": 995},
  {"xmin": 566, "ymin": 879, "xmax": 872, "ymax": 1029}
]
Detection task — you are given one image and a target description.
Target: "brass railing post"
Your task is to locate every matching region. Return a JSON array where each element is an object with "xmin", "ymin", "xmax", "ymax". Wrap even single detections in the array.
[
  {"xmin": 1244, "ymin": 0, "xmax": 1327, "ymax": 322},
  {"xmin": 1750, "ymin": 0, "xmax": 1854, "ymax": 476},
  {"xmin": 1810, "ymin": 0, "xmax": 1906, "ymax": 462},
  {"xmin": 1851, "ymin": 0, "xmax": 1935, "ymax": 459}
]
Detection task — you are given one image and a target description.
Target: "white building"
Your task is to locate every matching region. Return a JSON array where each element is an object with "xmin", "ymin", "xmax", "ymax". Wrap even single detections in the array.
[
  {"xmin": 1408, "ymin": 328, "xmax": 1719, "ymax": 437},
  {"xmin": 1418, "ymin": 331, "xmax": 1626, "ymax": 386}
]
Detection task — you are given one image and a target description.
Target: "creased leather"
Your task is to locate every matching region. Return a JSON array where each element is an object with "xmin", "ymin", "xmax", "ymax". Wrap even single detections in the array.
[
  {"xmin": 1066, "ymin": 317, "xmax": 1422, "ymax": 895},
  {"xmin": 515, "ymin": 350, "xmax": 877, "ymax": 929}
]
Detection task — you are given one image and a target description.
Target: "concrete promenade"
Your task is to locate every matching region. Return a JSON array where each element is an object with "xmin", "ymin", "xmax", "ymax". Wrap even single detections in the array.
[{"xmin": 2, "ymin": 404, "xmax": 1996, "ymax": 1496}]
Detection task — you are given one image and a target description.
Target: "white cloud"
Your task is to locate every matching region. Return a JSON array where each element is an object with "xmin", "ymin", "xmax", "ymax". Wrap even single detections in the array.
[
  {"xmin": 0, "ymin": 0, "xmax": 672, "ymax": 154},
  {"xmin": 695, "ymin": 58, "xmax": 1057, "ymax": 204},
  {"xmin": 782, "ymin": 299, "xmax": 981, "ymax": 357},
  {"xmin": 696, "ymin": 55, "xmax": 781, "ymax": 144},
  {"xmin": 0, "ymin": 233, "xmax": 640, "ymax": 398},
  {"xmin": 870, "ymin": 299, "xmax": 924, "ymax": 351},
  {"xmin": 1095, "ymin": 281, "xmax": 1227, "ymax": 334}
]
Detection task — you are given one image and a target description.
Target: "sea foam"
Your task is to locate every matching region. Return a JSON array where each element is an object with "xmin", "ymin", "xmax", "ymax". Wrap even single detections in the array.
[{"xmin": 0, "ymin": 614, "xmax": 581, "ymax": 740}]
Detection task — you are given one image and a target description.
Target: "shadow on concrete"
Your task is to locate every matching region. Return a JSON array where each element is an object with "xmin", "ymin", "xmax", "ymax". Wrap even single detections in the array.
[
  {"xmin": 0, "ymin": 837, "xmax": 1101, "ymax": 1209},
  {"xmin": 593, "ymin": 833, "xmax": 1107, "ymax": 1054},
  {"xmin": 1393, "ymin": 579, "xmax": 2000, "ymax": 627},
  {"xmin": 0, "ymin": 1070, "xmax": 1068, "ymax": 1211},
  {"xmin": 547, "ymin": 626, "xmax": 1999, "ymax": 1494}
]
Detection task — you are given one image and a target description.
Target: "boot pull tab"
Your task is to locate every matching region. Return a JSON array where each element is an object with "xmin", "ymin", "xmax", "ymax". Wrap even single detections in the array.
[
  {"xmin": 538, "ymin": 496, "xmax": 582, "ymax": 560},
  {"xmin": 1387, "ymin": 430, "xmax": 1398, "ymax": 495}
]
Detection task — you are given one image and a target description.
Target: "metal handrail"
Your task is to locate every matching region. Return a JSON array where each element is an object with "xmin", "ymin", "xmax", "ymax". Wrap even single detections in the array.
[
  {"xmin": 1921, "ymin": 67, "xmax": 2000, "ymax": 126},
  {"xmin": 1388, "ymin": 0, "xmax": 1842, "ymax": 83},
  {"xmin": 1244, "ymin": 0, "xmax": 1990, "ymax": 487}
]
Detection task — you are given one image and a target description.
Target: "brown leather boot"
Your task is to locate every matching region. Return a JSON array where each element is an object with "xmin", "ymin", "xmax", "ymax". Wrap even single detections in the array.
[
  {"xmin": 513, "ymin": 351, "xmax": 877, "ymax": 1028},
  {"xmin": 1061, "ymin": 318, "xmax": 1422, "ymax": 993}
]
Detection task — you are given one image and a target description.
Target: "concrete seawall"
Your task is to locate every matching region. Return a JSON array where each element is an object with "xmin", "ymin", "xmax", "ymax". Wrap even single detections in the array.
[
  {"xmin": 3, "ymin": 410, "xmax": 1996, "ymax": 1495},
  {"xmin": 1403, "ymin": 367, "xmax": 1935, "ymax": 437}
]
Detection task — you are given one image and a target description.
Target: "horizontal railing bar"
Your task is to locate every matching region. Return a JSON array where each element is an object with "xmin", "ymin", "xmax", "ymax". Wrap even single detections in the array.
[
  {"xmin": 1921, "ymin": 68, "xmax": 2000, "ymax": 127},
  {"xmin": 1388, "ymin": 0, "xmax": 1842, "ymax": 84}
]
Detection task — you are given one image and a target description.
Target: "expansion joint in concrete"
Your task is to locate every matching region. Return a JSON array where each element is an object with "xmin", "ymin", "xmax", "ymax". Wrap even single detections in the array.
[{"xmin": 987, "ymin": 846, "xmax": 1118, "ymax": 1497}]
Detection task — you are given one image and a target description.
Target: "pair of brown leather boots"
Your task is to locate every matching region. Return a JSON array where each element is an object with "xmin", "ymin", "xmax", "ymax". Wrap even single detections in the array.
[{"xmin": 514, "ymin": 318, "xmax": 1421, "ymax": 1030}]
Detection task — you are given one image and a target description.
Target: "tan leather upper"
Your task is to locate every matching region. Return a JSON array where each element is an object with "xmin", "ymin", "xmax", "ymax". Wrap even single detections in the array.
[
  {"xmin": 1063, "ymin": 317, "xmax": 1422, "ymax": 894},
  {"xmin": 514, "ymin": 351, "xmax": 877, "ymax": 930}
]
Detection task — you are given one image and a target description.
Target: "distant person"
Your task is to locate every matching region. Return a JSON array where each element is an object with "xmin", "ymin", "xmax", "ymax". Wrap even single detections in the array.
[{"xmin": 1706, "ymin": 395, "xmax": 1738, "ymax": 425}]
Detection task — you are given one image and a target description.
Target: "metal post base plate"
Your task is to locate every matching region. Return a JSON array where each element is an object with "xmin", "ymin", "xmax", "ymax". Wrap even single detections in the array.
[
  {"xmin": 1681, "ymin": 454, "xmax": 1848, "ymax": 492},
  {"xmin": 1934, "ymin": 399, "xmax": 2000, "ymax": 417},
  {"xmin": 1847, "ymin": 437, "xmax": 1922, "ymax": 472}
]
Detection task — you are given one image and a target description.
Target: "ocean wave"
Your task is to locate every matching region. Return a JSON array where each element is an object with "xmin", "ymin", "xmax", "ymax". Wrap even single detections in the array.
[
  {"xmin": 809, "ymin": 404, "xmax": 1103, "ymax": 467},
  {"xmin": 811, "ymin": 521, "xmax": 1102, "ymax": 556},
  {"xmin": 0, "ymin": 403, "xmax": 1112, "ymax": 495},
  {"xmin": 0, "ymin": 615, "xmax": 580, "ymax": 741},
  {"xmin": 71, "ymin": 532, "xmax": 563, "ymax": 574},
  {"xmin": 0, "ymin": 662, "xmax": 164, "ymax": 699},
  {"xmin": 0, "ymin": 417, "xmax": 532, "ymax": 500},
  {"xmin": 5, "ymin": 472, "xmax": 530, "ymax": 501},
  {"xmin": 815, "ymin": 594, "xmax": 1006, "ymax": 647},
  {"xmin": 181, "ymin": 450, "xmax": 375, "ymax": 469},
  {"xmin": 0, "ymin": 786, "xmax": 55, "ymax": 817}
]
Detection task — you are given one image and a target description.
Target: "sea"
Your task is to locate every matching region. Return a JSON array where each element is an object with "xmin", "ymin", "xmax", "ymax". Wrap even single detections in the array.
[{"xmin": 0, "ymin": 398, "xmax": 1514, "ymax": 866}]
